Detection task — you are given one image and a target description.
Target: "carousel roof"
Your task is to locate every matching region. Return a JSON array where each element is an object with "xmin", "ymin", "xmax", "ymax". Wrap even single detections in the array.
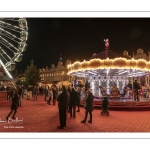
[
  {"xmin": 68, "ymin": 45, "xmax": 150, "ymax": 78},
  {"xmin": 90, "ymin": 50, "xmax": 122, "ymax": 60},
  {"xmin": 68, "ymin": 51, "xmax": 149, "ymax": 77}
]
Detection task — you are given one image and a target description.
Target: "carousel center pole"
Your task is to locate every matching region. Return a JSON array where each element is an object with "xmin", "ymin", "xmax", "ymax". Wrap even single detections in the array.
[{"xmin": 104, "ymin": 38, "xmax": 110, "ymax": 94}]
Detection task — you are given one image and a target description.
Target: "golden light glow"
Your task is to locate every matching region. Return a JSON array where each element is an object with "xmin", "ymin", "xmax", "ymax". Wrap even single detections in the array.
[{"xmin": 67, "ymin": 58, "xmax": 150, "ymax": 75}]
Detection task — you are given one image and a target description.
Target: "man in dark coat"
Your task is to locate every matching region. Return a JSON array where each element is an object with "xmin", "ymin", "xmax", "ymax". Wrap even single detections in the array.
[
  {"xmin": 69, "ymin": 87, "xmax": 78, "ymax": 118},
  {"xmin": 6, "ymin": 90, "xmax": 19, "ymax": 120},
  {"xmin": 81, "ymin": 89, "xmax": 94, "ymax": 123},
  {"xmin": 57, "ymin": 85, "xmax": 70, "ymax": 129},
  {"xmin": 133, "ymin": 80, "xmax": 140, "ymax": 101},
  {"xmin": 127, "ymin": 81, "xmax": 132, "ymax": 89}
]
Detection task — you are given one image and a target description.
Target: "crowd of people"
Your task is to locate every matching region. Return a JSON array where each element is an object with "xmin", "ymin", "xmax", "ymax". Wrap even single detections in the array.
[
  {"xmin": 2, "ymin": 83, "xmax": 94, "ymax": 129},
  {"xmin": 42, "ymin": 84, "xmax": 94, "ymax": 129},
  {"xmin": 0, "ymin": 80, "xmax": 149, "ymax": 129},
  {"xmin": 4, "ymin": 79, "xmax": 148, "ymax": 129}
]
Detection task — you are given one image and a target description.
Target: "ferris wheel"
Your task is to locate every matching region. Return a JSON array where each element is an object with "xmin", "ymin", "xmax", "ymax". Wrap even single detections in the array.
[{"xmin": 0, "ymin": 18, "xmax": 28, "ymax": 78}]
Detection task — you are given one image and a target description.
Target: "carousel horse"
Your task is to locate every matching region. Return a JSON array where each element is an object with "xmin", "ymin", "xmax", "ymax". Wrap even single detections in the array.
[
  {"xmin": 99, "ymin": 86, "xmax": 107, "ymax": 97},
  {"xmin": 110, "ymin": 85, "xmax": 120, "ymax": 100}
]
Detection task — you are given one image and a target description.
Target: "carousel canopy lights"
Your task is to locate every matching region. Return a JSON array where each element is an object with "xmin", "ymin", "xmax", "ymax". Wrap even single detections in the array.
[{"xmin": 68, "ymin": 58, "xmax": 150, "ymax": 75}]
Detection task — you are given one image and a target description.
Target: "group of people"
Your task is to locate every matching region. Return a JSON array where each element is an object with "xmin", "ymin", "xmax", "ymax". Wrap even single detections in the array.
[
  {"xmin": 56, "ymin": 85, "xmax": 94, "ymax": 129},
  {"xmin": 4, "ymin": 83, "xmax": 94, "ymax": 129},
  {"xmin": 5, "ymin": 84, "xmax": 41, "ymax": 120},
  {"xmin": 44, "ymin": 86, "xmax": 58, "ymax": 105}
]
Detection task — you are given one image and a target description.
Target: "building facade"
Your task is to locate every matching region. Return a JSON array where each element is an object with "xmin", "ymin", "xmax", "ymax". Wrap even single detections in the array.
[{"xmin": 39, "ymin": 59, "xmax": 72, "ymax": 83}]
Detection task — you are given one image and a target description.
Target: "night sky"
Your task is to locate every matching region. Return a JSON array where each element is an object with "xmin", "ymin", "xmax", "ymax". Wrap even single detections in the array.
[{"xmin": 15, "ymin": 18, "xmax": 150, "ymax": 72}]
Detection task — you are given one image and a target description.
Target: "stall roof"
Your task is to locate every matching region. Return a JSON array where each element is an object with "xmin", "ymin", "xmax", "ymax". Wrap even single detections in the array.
[{"xmin": 0, "ymin": 75, "xmax": 15, "ymax": 81}]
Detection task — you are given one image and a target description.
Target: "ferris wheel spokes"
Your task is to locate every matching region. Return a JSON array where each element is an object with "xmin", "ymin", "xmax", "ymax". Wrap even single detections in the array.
[
  {"xmin": 0, "ymin": 36, "xmax": 19, "ymax": 53},
  {"xmin": 0, "ymin": 20, "xmax": 27, "ymax": 33},
  {"xmin": 0, "ymin": 59, "xmax": 13, "ymax": 78},
  {"xmin": 0, "ymin": 28, "xmax": 27, "ymax": 52},
  {"xmin": 0, "ymin": 28, "xmax": 24, "ymax": 43},
  {"xmin": 0, "ymin": 47, "xmax": 15, "ymax": 72},
  {"xmin": 0, "ymin": 47, "xmax": 11, "ymax": 61},
  {"xmin": 0, "ymin": 18, "xmax": 28, "ymax": 74}
]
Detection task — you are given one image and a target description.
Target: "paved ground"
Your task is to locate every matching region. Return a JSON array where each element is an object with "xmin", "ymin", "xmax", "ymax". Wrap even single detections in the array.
[{"xmin": 0, "ymin": 95, "xmax": 150, "ymax": 132}]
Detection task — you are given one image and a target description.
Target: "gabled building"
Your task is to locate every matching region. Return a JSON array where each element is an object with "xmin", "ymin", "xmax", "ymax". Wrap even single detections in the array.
[{"xmin": 39, "ymin": 59, "xmax": 72, "ymax": 83}]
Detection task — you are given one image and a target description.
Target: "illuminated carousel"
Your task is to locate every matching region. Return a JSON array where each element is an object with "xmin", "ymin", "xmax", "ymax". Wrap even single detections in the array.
[{"xmin": 68, "ymin": 39, "xmax": 150, "ymax": 110}]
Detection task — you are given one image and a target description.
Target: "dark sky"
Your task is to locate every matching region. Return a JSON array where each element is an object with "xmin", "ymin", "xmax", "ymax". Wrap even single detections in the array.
[{"xmin": 15, "ymin": 18, "xmax": 150, "ymax": 72}]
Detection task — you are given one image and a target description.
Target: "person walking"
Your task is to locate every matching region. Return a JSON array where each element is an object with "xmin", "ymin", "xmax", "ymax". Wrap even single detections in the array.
[
  {"xmin": 44, "ymin": 86, "xmax": 48, "ymax": 101},
  {"xmin": 57, "ymin": 85, "xmax": 70, "ymax": 129},
  {"xmin": 47, "ymin": 87, "xmax": 53, "ymax": 105},
  {"xmin": 33, "ymin": 86, "xmax": 38, "ymax": 100},
  {"xmin": 27, "ymin": 85, "xmax": 32, "ymax": 100},
  {"xmin": 81, "ymin": 88, "xmax": 94, "ymax": 123},
  {"xmin": 21, "ymin": 85, "xmax": 25, "ymax": 98},
  {"xmin": 6, "ymin": 90, "xmax": 19, "ymax": 120}
]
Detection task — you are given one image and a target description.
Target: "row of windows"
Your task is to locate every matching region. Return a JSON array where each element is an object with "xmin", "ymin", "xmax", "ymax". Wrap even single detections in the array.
[
  {"xmin": 40, "ymin": 72, "xmax": 65, "ymax": 77},
  {"xmin": 41, "ymin": 77, "xmax": 70, "ymax": 81}
]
